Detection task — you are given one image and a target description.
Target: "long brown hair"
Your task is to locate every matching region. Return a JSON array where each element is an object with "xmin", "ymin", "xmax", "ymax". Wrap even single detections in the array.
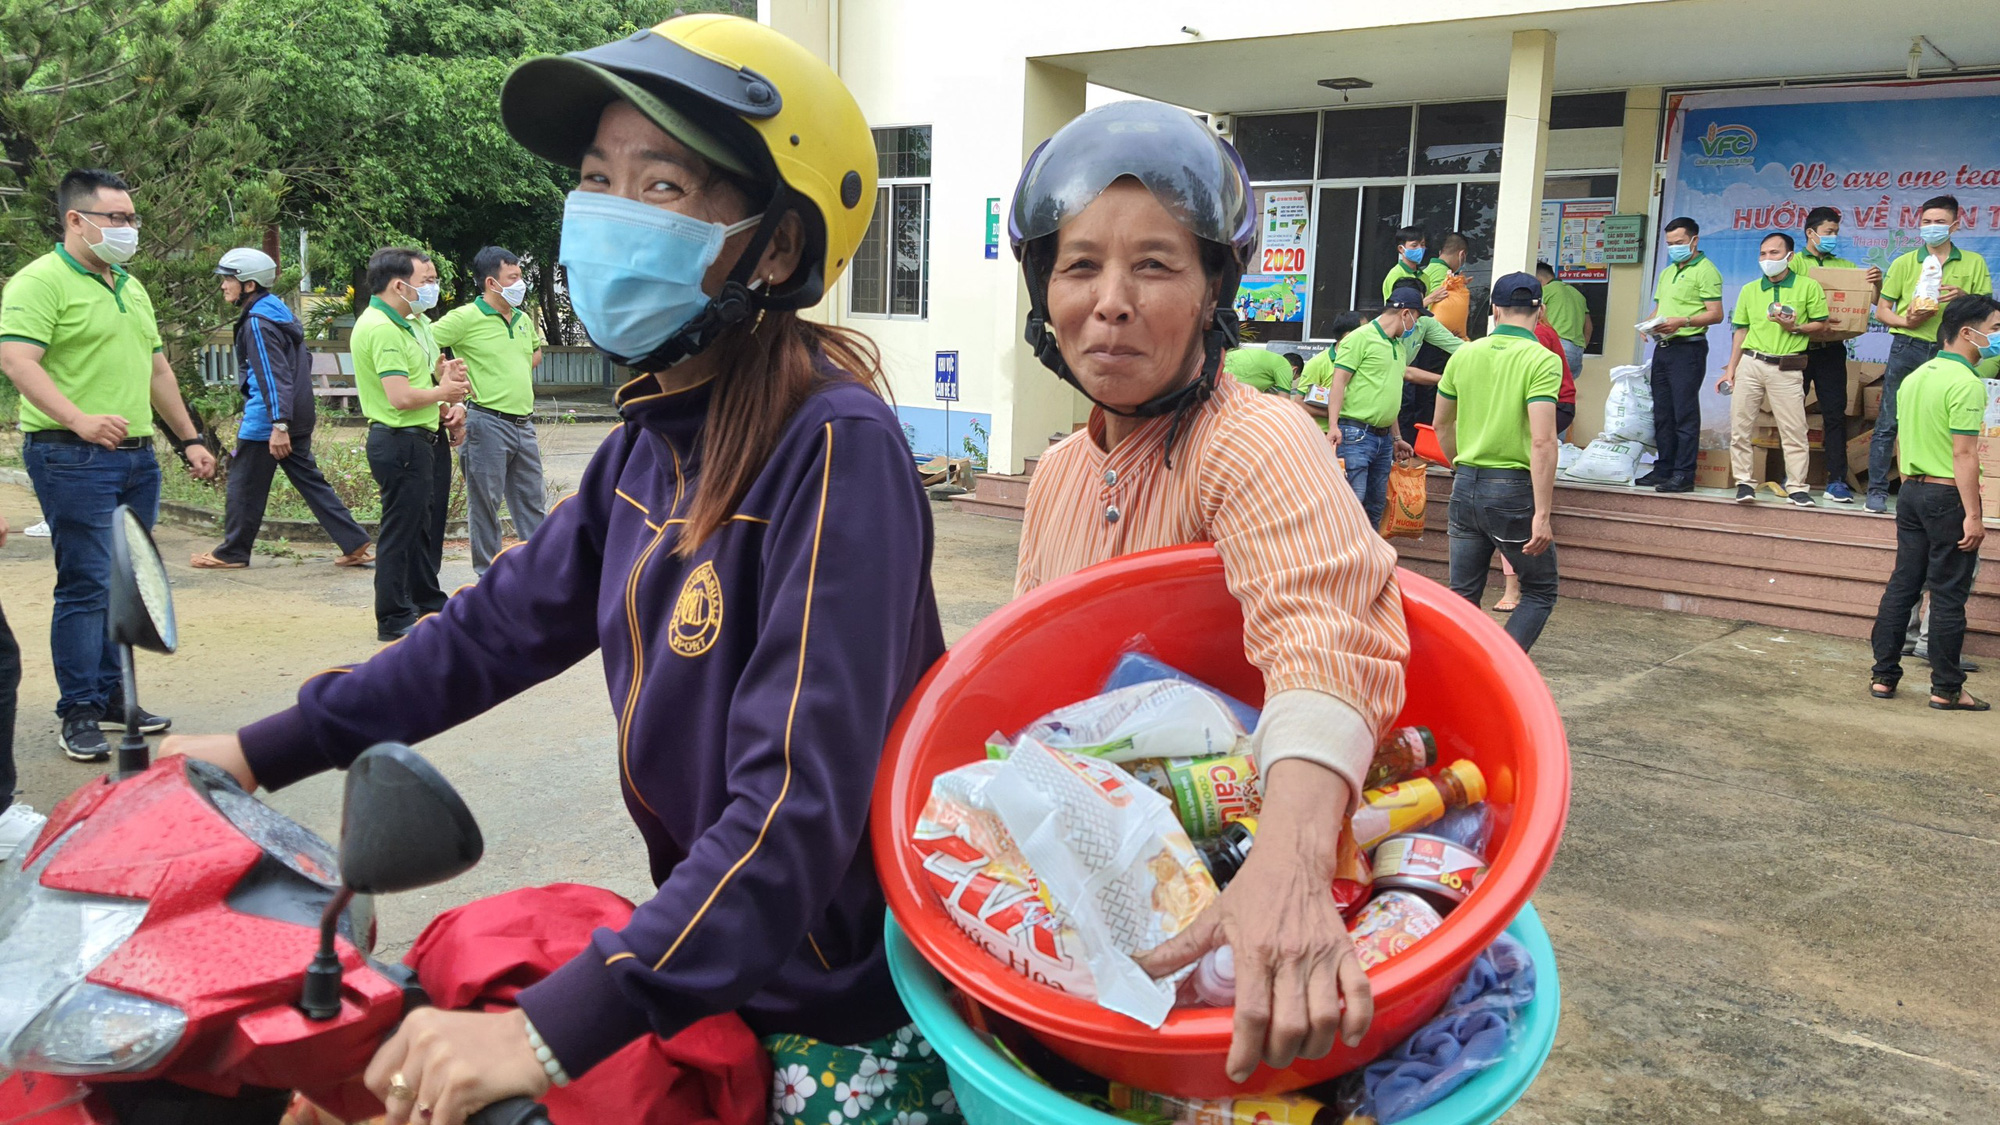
[{"xmin": 673, "ymin": 312, "xmax": 890, "ymax": 557}]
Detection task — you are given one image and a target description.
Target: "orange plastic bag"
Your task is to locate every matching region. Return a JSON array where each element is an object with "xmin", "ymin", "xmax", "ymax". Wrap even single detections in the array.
[
  {"xmin": 1379, "ymin": 460, "xmax": 1429, "ymax": 539},
  {"xmin": 1434, "ymin": 272, "xmax": 1471, "ymax": 338}
]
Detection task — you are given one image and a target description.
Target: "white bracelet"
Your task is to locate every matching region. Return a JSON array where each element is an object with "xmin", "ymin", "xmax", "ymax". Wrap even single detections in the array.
[{"xmin": 522, "ymin": 1015, "xmax": 572, "ymax": 1088}]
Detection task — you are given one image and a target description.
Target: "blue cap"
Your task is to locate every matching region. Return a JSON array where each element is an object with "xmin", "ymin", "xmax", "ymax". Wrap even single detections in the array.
[{"xmin": 1491, "ymin": 272, "xmax": 1543, "ymax": 308}]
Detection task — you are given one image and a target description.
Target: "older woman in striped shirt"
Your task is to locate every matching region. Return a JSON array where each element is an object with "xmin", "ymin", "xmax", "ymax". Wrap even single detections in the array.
[{"xmin": 1008, "ymin": 102, "xmax": 1411, "ymax": 1084}]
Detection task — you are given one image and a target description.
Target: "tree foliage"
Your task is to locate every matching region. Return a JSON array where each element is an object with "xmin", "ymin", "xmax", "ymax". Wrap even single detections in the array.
[{"xmin": 0, "ymin": 0, "xmax": 280, "ymax": 381}]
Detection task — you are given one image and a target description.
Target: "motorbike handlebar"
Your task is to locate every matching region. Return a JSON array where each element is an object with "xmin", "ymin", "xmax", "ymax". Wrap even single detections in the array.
[{"xmin": 469, "ymin": 1096, "xmax": 550, "ymax": 1125}]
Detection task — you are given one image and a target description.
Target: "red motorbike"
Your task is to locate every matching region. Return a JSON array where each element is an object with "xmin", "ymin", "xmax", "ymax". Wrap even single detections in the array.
[{"xmin": 0, "ymin": 507, "xmax": 545, "ymax": 1125}]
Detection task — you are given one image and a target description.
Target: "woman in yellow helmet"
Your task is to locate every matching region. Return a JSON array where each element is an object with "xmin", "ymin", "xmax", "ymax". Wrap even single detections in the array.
[{"xmin": 166, "ymin": 17, "xmax": 952, "ymax": 1125}]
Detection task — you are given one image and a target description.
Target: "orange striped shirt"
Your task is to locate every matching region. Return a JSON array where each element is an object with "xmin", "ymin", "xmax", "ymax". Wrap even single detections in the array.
[{"xmin": 1016, "ymin": 374, "xmax": 1409, "ymax": 733}]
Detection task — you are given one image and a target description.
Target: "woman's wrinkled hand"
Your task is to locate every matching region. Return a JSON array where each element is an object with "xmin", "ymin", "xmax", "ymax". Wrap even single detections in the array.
[
  {"xmin": 365, "ymin": 1008, "xmax": 550, "ymax": 1125},
  {"xmin": 159, "ymin": 733, "xmax": 257, "ymax": 791}
]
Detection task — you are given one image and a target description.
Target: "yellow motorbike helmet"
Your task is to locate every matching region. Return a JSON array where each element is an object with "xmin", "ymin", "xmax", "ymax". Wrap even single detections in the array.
[{"xmin": 502, "ymin": 14, "xmax": 875, "ymax": 324}]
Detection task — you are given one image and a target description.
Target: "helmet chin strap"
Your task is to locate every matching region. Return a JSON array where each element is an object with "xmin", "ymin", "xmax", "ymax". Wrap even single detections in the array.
[{"xmin": 1022, "ymin": 245, "xmax": 1243, "ymax": 467}]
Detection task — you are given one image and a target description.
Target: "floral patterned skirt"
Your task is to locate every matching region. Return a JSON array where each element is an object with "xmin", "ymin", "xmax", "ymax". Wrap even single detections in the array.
[{"xmin": 764, "ymin": 1024, "xmax": 964, "ymax": 1125}]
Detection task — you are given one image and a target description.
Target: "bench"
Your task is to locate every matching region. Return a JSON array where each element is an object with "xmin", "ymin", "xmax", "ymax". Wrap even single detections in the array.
[{"xmin": 310, "ymin": 352, "xmax": 361, "ymax": 413}]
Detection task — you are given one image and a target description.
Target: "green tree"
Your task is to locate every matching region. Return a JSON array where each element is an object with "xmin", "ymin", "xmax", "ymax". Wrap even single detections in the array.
[
  {"xmin": 0, "ymin": 0, "xmax": 278, "ymax": 391},
  {"xmin": 216, "ymin": 0, "xmax": 751, "ymax": 345}
]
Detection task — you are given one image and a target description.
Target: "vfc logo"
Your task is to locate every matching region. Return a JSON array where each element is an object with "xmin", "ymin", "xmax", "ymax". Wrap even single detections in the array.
[{"xmin": 669, "ymin": 561, "xmax": 724, "ymax": 657}]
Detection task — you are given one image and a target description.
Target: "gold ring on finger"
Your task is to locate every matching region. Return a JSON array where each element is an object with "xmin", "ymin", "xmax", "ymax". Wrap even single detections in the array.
[{"xmin": 387, "ymin": 1073, "xmax": 416, "ymax": 1102}]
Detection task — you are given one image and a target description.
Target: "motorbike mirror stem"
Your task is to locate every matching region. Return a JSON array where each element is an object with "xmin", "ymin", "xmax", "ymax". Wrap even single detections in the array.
[
  {"xmin": 115, "ymin": 643, "xmax": 149, "ymax": 780},
  {"xmin": 300, "ymin": 884, "xmax": 354, "ymax": 1021}
]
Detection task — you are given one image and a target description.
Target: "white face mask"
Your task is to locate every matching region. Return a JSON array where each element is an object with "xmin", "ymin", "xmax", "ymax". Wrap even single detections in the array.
[
  {"xmin": 81, "ymin": 215, "xmax": 139, "ymax": 265},
  {"xmin": 404, "ymin": 280, "xmax": 439, "ymax": 312},
  {"xmin": 498, "ymin": 280, "xmax": 528, "ymax": 306},
  {"xmin": 1759, "ymin": 258, "xmax": 1789, "ymax": 279}
]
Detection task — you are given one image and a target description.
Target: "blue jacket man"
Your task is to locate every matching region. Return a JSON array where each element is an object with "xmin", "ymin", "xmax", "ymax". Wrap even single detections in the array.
[{"xmin": 192, "ymin": 248, "xmax": 372, "ymax": 569}]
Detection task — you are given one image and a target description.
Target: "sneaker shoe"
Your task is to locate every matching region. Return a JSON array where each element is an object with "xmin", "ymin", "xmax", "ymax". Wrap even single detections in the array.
[
  {"xmin": 1789, "ymin": 491, "xmax": 1816, "ymax": 507},
  {"xmin": 1735, "ymin": 484, "xmax": 1756, "ymax": 503},
  {"xmin": 22, "ymin": 520, "xmax": 50, "ymax": 538},
  {"xmin": 1825, "ymin": 481, "xmax": 1856, "ymax": 503},
  {"xmin": 100, "ymin": 696, "xmax": 171, "ymax": 734},
  {"xmin": 60, "ymin": 709, "xmax": 110, "ymax": 763},
  {"xmin": 1864, "ymin": 493, "xmax": 1887, "ymax": 513}
]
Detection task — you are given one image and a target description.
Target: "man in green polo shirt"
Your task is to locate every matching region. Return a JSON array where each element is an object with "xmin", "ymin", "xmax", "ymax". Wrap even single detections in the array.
[
  {"xmin": 0, "ymin": 168, "xmax": 217, "ymax": 762},
  {"xmin": 434, "ymin": 245, "xmax": 550, "ymax": 575},
  {"xmin": 1434, "ymin": 273, "xmax": 1562, "ymax": 652},
  {"xmin": 1789, "ymin": 207, "xmax": 1883, "ymax": 503},
  {"xmin": 1868, "ymin": 294, "xmax": 1997, "ymax": 711},
  {"xmin": 1640, "ymin": 216, "xmax": 1726, "ymax": 492},
  {"xmin": 353, "ymin": 246, "xmax": 471, "ymax": 640},
  {"xmin": 1865, "ymin": 194, "xmax": 1993, "ymax": 512},
  {"xmin": 1381, "ymin": 225, "xmax": 1451, "ymax": 306},
  {"xmin": 1222, "ymin": 344, "xmax": 1298, "ymax": 397},
  {"xmin": 1297, "ymin": 311, "xmax": 1367, "ymax": 432},
  {"xmin": 1718, "ymin": 232, "xmax": 1829, "ymax": 507},
  {"xmin": 1534, "ymin": 261, "xmax": 1591, "ymax": 380},
  {"xmin": 1321, "ymin": 288, "xmax": 1422, "ymax": 526}
]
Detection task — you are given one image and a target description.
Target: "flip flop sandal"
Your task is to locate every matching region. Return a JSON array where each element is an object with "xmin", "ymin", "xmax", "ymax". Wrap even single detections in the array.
[
  {"xmin": 1929, "ymin": 693, "xmax": 1990, "ymax": 711},
  {"xmin": 335, "ymin": 545, "xmax": 375, "ymax": 568},
  {"xmin": 1494, "ymin": 599, "xmax": 1520, "ymax": 612},
  {"xmin": 1870, "ymin": 681, "xmax": 1897, "ymax": 700},
  {"xmin": 189, "ymin": 552, "xmax": 247, "ymax": 570}
]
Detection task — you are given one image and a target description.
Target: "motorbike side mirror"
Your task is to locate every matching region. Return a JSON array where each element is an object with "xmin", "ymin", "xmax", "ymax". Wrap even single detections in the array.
[
  {"xmin": 107, "ymin": 506, "xmax": 176, "ymax": 779},
  {"xmin": 302, "ymin": 744, "xmax": 483, "ymax": 1019},
  {"xmin": 337, "ymin": 743, "xmax": 483, "ymax": 895}
]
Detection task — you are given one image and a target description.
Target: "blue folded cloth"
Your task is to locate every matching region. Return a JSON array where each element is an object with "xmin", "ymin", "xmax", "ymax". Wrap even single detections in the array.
[
  {"xmin": 1100, "ymin": 652, "xmax": 1262, "ymax": 731},
  {"xmin": 1362, "ymin": 933, "xmax": 1537, "ymax": 1123}
]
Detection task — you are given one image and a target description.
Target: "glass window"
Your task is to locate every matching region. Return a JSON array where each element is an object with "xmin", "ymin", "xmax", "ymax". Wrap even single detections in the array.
[
  {"xmin": 850, "ymin": 189, "xmax": 889, "ymax": 315},
  {"xmin": 1409, "ymin": 183, "xmax": 1458, "ymax": 249},
  {"xmin": 1544, "ymin": 174, "xmax": 1620, "ymax": 200},
  {"xmin": 1415, "ymin": 101, "xmax": 1504, "ymax": 175},
  {"xmin": 1456, "ymin": 181, "xmax": 1500, "ymax": 338},
  {"xmin": 890, "ymin": 184, "xmax": 930, "ymax": 317},
  {"xmin": 1319, "ymin": 106, "xmax": 1411, "ymax": 179},
  {"xmin": 1234, "ymin": 113, "xmax": 1317, "ymax": 182},
  {"xmin": 1357, "ymin": 184, "xmax": 1406, "ymax": 308},
  {"xmin": 875, "ymin": 125, "xmax": 931, "ymax": 179},
  {"xmin": 1308, "ymin": 187, "xmax": 1359, "ymax": 339},
  {"xmin": 1550, "ymin": 93, "xmax": 1624, "ymax": 131}
]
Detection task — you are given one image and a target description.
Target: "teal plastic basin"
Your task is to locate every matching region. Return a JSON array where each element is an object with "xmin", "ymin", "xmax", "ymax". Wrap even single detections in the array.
[{"xmin": 885, "ymin": 902, "xmax": 1561, "ymax": 1125}]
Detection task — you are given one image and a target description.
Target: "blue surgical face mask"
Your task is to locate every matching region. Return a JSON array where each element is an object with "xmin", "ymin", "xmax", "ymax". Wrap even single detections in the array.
[
  {"xmin": 408, "ymin": 282, "xmax": 440, "ymax": 312},
  {"xmin": 1920, "ymin": 223, "xmax": 1951, "ymax": 246},
  {"xmin": 1814, "ymin": 233, "xmax": 1839, "ymax": 257},
  {"xmin": 1400, "ymin": 317, "xmax": 1418, "ymax": 339},
  {"xmin": 559, "ymin": 189, "xmax": 762, "ymax": 363},
  {"xmin": 1666, "ymin": 243, "xmax": 1694, "ymax": 264},
  {"xmin": 1974, "ymin": 327, "xmax": 2000, "ymax": 362},
  {"xmin": 1402, "ymin": 246, "xmax": 1425, "ymax": 264}
]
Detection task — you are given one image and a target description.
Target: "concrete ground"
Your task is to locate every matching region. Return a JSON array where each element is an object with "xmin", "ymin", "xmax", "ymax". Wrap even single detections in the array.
[{"xmin": 0, "ymin": 469, "xmax": 1994, "ymax": 1123}]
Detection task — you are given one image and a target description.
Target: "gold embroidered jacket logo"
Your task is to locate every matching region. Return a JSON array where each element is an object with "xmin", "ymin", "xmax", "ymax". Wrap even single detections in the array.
[{"xmin": 669, "ymin": 562, "xmax": 724, "ymax": 657}]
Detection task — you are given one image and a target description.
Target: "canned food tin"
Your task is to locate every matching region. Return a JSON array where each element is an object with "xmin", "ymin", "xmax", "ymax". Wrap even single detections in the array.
[
  {"xmin": 1371, "ymin": 832, "xmax": 1488, "ymax": 909},
  {"xmin": 1347, "ymin": 890, "xmax": 1443, "ymax": 970}
]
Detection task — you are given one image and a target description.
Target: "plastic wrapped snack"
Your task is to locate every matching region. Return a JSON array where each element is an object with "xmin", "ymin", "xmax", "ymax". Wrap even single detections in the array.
[
  {"xmin": 987, "ymin": 679, "xmax": 1249, "ymax": 763},
  {"xmin": 913, "ymin": 736, "xmax": 1218, "ymax": 1027}
]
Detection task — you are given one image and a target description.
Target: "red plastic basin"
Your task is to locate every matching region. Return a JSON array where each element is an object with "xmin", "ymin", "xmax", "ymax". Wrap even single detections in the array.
[{"xmin": 870, "ymin": 544, "xmax": 1569, "ymax": 1098}]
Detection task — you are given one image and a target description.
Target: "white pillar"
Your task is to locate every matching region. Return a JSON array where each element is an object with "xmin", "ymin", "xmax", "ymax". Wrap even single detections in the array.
[
  {"xmin": 990, "ymin": 59, "xmax": 1089, "ymax": 475},
  {"xmin": 1490, "ymin": 30, "xmax": 1557, "ymax": 285}
]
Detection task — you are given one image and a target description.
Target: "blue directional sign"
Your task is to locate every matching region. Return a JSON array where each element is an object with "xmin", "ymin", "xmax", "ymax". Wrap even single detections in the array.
[{"xmin": 935, "ymin": 351, "xmax": 959, "ymax": 402}]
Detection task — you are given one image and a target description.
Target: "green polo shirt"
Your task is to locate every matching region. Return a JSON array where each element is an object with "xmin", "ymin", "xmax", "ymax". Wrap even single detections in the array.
[
  {"xmin": 1297, "ymin": 349, "xmax": 1338, "ymax": 431},
  {"xmin": 1789, "ymin": 248, "xmax": 1859, "ymax": 276},
  {"xmin": 1880, "ymin": 247, "xmax": 1993, "ymax": 343},
  {"xmin": 1382, "ymin": 258, "xmax": 1451, "ymax": 304},
  {"xmin": 1895, "ymin": 351, "xmax": 1985, "ymax": 479},
  {"xmin": 0, "ymin": 246, "xmax": 163, "ymax": 435},
  {"xmin": 1730, "ymin": 271, "xmax": 1828, "ymax": 357},
  {"xmin": 351, "ymin": 296, "xmax": 440, "ymax": 429},
  {"xmin": 1540, "ymin": 278, "xmax": 1588, "ymax": 347},
  {"xmin": 1437, "ymin": 325, "xmax": 1562, "ymax": 470},
  {"xmin": 1403, "ymin": 316, "xmax": 1464, "ymax": 363},
  {"xmin": 1222, "ymin": 346, "xmax": 1297, "ymax": 396},
  {"xmin": 1653, "ymin": 253, "xmax": 1725, "ymax": 338},
  {"xmin": 1332, "ymin": 320, "xmax": 1407, "ymax": 429},
  {"xmin": 433, "ymin": 297, "xmax": 541, "ymax": 415}
]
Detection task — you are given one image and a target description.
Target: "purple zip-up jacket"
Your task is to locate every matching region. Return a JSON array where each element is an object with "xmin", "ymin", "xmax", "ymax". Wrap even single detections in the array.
[{"xmin": 238, "ymin": 371, "xmax": 946, "ymax": 1075}]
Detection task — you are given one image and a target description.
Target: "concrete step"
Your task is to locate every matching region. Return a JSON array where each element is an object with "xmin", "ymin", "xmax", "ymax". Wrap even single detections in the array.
[
  {"xmin": 949, "ymin": 492, "xmax": 1026, "ymax": 521},
  {"xmin": 971, "ymin": 472, "xmax": 1034, "ymax": 507},
  {"xmin": 1023, "ymin": 455, "xmax": 1040, "ymax": 477}
]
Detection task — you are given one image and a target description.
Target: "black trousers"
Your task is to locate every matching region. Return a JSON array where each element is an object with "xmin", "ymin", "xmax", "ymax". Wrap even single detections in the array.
[
  {"xmin": 1398, "ymin": 341, "xmax": 1454, "ymax": 443},
  {"xmin": 1802, "ymin": 344, "xmax": 1850, "ymax": 485},
  {"xmin": 1871, "ymin": 480, "xmax": 1981, "ymax": 698},
  {"xmin": 214, "ymin": 433, "xmax": 371, "ymax": 564},
  {"xmin": 366, "ymin": 425, "xmax": 450, "ymax": 632},
  {"xmin": 0, "ymin": 602, "xmax": 17, "ymax": 809},
  {"xmin": 1648, "ymin": 339, "xmax": 1708, "ymax": 481}
]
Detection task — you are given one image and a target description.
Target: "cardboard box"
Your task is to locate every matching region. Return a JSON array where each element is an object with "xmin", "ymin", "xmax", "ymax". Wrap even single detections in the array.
[
  {"xmin": 1863, "ymin": 384, "xmax": 1885, "ymax": 421},
  {"xmin": 1814, "ymin": 267, "xmax": 1875, "ymax": 340},
  {"xmin": 1694, "ymin": 446, "xmax": 1731, "ymax": 489},
  {"xmin": 1846, "ymin": 432, "xmax": 1877, "ymax": 491},
  {"xmin": 1853, "ymin": 362, "xmax": 1886, "ymax": 387},
  {"xmin": 1985, "ymin": 379, "xmax": 2000, "ymax": 437},
  {"xmin": 1846, "ymin": 363, "xmax": 1864, "ymax": 417},
  {"xmin": 1979, "ymin": 436, "xmax": 2000, "ymax": 469},
  {"xmin": 1753, "ymin": 412, "xmax": 1825, "ymax": 447}
]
